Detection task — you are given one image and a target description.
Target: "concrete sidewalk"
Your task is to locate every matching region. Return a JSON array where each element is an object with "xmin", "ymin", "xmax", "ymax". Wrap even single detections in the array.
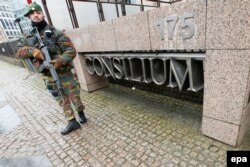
[{"xmin": 0, "ymin": 60, "xmax": 249, "ymax": 167}]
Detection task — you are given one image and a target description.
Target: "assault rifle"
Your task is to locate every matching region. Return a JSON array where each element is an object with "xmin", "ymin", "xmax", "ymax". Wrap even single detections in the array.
[{"xmin": 30, "ymin": 27, "xmax": 66, "ymax": 101}]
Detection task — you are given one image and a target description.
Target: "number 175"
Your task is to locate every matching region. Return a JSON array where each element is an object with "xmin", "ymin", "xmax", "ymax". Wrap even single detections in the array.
[{"xmin": 157, "ymin": 12, "xmax": 195, "ymax": 40}]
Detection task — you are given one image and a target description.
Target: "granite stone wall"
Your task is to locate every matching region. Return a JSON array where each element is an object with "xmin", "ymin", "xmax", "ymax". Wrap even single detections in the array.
[
  {"xmin": 202, "ymin": 0, "xmax": 250, "ymax": 147},
  {"xmin": 64, "ymin": 0, "xmax": 250, "ymax": 146}
]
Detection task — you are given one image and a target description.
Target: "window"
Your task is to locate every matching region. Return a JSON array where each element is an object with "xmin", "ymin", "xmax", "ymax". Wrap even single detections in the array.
[
  {"xmin": 14, "ymin": 23, "xmax": 18, "ymax": 29},
  {"xmin": 9, "ymin": 20, "xmax": 14, "ymax": 29},
  {"xmin": 6, "ymin": 6, "xmax": 10, "ymax": 12},
  {"xmin": 4, "ymin": 19, "xmax": 10, "ymax": 29},
  {"xmin": 0, "ymin": 19, "xmax": 6, "ymax": 29}
]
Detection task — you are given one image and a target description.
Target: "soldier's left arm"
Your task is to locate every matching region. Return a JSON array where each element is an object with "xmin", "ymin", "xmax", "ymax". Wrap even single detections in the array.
[{"xmin": 56, "ymin": 30, "xmax": 76, "ymax": 65}]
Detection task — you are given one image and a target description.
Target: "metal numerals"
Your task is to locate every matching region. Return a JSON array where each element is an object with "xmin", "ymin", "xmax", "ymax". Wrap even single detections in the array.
[{"xmin": 157, "ymin": 12, "xmax": 195, "ymax": 40}]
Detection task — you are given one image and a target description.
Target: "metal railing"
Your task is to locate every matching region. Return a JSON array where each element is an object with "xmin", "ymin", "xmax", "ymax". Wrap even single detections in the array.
[{"xmin": 40, "ymin": 0, "xmax": 182, "ymax": 29}]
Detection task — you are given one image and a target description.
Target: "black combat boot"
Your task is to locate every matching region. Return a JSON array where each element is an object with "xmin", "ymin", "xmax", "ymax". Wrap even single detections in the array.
[
  {"xmin": 60, "ymin": 119, "xmax": 81, "ymax": 135},
  {"xmin": 78, "ymin": 111, "xmax": 87, "ymax": 124}
]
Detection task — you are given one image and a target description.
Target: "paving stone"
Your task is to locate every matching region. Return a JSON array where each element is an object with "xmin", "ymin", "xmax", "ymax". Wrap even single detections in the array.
[{"xmin": 0, "ymin": 60, "xmax": 249, "ymax": 167}]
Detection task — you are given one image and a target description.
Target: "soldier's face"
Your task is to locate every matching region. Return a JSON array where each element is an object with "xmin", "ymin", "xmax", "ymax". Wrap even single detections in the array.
[{"xmin": 29, "ymin": 11, "xmax": 44, "ymax": 23}]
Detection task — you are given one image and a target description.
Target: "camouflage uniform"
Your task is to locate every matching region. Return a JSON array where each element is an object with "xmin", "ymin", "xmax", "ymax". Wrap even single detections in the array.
[{"xmin": 16, "ymin": 25, "xmax": 84, "ymax": 121}]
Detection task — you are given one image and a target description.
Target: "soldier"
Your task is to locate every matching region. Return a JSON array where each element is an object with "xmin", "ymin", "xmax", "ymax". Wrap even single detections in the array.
[{"xmin": 15, "ymin": 2, "xmax": 87, "ymax": 135}]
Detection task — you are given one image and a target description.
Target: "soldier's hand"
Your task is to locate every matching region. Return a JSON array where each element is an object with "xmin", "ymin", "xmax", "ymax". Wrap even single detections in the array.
[
  {"xmin": 32, "ymin": 48, "xmax": 44, "ymax": 60},
  {"xmin": 51, "ymin": 58, "xmax": 62, "ymax": 69}
]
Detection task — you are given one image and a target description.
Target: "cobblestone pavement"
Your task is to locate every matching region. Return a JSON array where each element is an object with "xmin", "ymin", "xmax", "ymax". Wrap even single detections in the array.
[{"xmin": 0, "ymin": 60, "xmax": 249, "ymax": 167}]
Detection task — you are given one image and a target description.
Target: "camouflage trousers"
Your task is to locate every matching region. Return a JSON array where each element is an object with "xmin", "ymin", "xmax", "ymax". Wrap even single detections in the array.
[{"xmin": 43, "ymin": 70, "xmax": 84, "ymax": 121}]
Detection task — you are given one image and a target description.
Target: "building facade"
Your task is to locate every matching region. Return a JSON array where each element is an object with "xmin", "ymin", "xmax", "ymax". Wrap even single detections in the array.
[
  {"xmin": 10, "ymin": 0, "xmax": 32, "ymax": 34},
  {"xmin": 0, "ymin": 0, "xmax": 24, "ymax": 42},
  {"xmin": 0, "ymin": 25, "xmax": 8, "ymax": 42}
]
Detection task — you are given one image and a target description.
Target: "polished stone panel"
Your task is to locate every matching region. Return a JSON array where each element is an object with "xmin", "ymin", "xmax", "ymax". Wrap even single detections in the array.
[
  {"xmin": 148, "ymin": 0, "xmax": 206, "ymax": 50},
  {"xmin": 203, "ymin": 50, "xmax": 250, "ymax": 124},
  {"xmin": 0, "ymin": 156, "xmax": 52, "ymax": 167},
  {"xmin": 65, "ymin": 27, "xmax": 94, "ymax": 52},
  {"xmin": 206, "ymin": 0, "xmax": 250, "ymax": 49},
  {"xmin": 202, "ymin": 116, "xmax": 239, "ymax": 146},
  {"xmin": 148, "ymin": 7, "xmax": 169, "ymax": 51},
  {"xmin": 79, "ymin": 80, "xmax": 109, "ymax": 93},
  {"xmin": 237, "ymin": 70, "xmax": 250, "ymax": 146},
  {"xmin": 202, "ymin": 50, "xmax": 250, "ymax": 146},
  {"xmin": 238, "ymin": 103, "xmax": 250, "ymax": 146},
  {"xmin": 73, "ymin": 54, "xmax": 108, "ymax": 92},
  {"xmin": 89, "ymin": 21, "xmax": 117, "ymax": 52},
  {"xmin": 112, "ymin": 12, "xmax": 151, "ymax": 51}
]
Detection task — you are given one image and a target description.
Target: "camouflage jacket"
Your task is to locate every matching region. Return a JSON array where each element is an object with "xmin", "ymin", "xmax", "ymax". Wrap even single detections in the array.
[{"xmin": 15, "ymin": 25, "xmax": 76, "ymax": 73}]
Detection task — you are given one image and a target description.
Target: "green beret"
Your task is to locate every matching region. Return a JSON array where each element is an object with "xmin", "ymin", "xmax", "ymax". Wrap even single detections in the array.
[{"xmin": 24, "ymin": 2, "xmax": 42, "ymax": 17}]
